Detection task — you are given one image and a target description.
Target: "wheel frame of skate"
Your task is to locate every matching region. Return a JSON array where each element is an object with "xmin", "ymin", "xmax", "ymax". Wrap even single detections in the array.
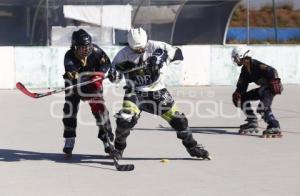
[
  {"xmin": 238, "ymin": 128, "xmax": 259, "ymax": 135},
  {"xmin": 261, "ymin": 131, "xmax": 283, "ymax": 138}
]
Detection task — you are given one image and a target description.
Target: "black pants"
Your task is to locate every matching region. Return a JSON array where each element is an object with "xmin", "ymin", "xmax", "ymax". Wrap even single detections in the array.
[{"xmin": 241, "ymin": 86, "xmax": 280, "ymax": 128}]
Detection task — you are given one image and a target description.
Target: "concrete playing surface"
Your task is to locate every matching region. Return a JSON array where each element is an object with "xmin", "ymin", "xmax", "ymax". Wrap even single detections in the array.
[{"xmin": 0, "ymin": 85, "xmax": 300, "ymax": 196}]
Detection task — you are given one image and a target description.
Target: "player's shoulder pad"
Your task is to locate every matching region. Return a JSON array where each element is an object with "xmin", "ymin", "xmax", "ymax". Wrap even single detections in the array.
[
  {"xmin": 92, "ymin": 44, "xmax": 102, "ymax": 53},
  {"xmin": 173, "ymin": 47, "xmax": 183, "ymax": 61},
  {"xmin": 64, "ymin": 50, "xmax": 75, "ymax": 64},
  {"xmin": 259, "ymin": 63, "xmax": 269, "ymax": 70},
  {"xmin": 64, "ymin": 49, "xmax": 73, "ymax": 58}
]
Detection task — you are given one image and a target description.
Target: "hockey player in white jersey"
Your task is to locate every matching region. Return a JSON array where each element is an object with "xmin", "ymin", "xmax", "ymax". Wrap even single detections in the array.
[{"xmin": 108, "ymin": 27, "xmax": 211, "ymax": 160}]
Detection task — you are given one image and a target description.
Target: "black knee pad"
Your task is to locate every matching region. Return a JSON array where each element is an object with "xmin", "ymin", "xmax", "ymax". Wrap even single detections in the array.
[
  {"xmin": 62, "ymin": 118, "xmax": 77, "ymax": 128},
  {"xmin": 116, "ymin": 118, "xmax": 137, "ymax": 129},
  {"xmin": 169, "ymin": 113, "xmax": 188, "ymax": 132},
  {"xmin": 115, "ymin": 109, "xmax": 138, "ymax": 129},
  {"xmin": 63, "ymin": 126, "xmax": 76, "ymax": 138},
  {"xmin": 114, "ymin": 140, "xmax": 127, "ymax": 151}
]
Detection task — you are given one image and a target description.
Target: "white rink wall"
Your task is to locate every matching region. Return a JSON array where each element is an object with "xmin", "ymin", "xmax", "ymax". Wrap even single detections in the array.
[
  {"xmin": 0, "ymin": 47, "xmax": 15, "ymax": 89},
  {"xmin": 1, "ymin": 45, "xmax": 300, "ymax": 89}
]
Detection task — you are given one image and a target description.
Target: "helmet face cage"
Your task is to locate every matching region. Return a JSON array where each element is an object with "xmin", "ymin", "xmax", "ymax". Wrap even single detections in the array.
[
  {"xmin": 72, "ymin": 29, "xmax": 93, "ymax": 58},
  {"xmin": 231, "ymin": 47, "xmax": 251, "ymax": 66}
]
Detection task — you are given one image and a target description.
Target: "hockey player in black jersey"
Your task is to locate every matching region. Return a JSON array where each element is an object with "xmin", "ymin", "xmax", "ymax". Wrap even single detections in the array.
[
  {"xmin": 108, "ymin": 27, "xmax": 210, "ymax": 159},
  {"xmin": 62, "ymin": 29, "xmax": 114, "ymax": 158},
  {"xmin": 231, "ymin": 46, "xmax": 283, "ymax": 137}
]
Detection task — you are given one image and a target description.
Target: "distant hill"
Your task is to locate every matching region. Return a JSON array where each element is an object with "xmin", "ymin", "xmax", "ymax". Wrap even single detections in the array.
[
  {"xmin": 240, "ymin": 0, "xmax": 300, "ymax": 10},
  {"xmin": 230, "ymin": 5, "xmax": 300, "ymax": 27}
]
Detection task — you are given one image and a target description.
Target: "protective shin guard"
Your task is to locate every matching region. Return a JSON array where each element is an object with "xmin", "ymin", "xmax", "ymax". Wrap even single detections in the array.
[{"xmin": 114, "ymin": 127, "xmax": 130, "ymax": 151}]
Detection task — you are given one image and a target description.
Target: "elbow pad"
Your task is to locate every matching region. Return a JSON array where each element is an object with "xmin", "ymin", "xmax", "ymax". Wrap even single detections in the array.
[{"xmin": 172, "ymin": 48, "xmax": 183, "ymax": 61}]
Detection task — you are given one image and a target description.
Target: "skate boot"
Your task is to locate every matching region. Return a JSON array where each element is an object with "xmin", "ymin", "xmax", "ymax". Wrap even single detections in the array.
[
  {"xmin": 63, "ymin": 137, "xmax": 75, "ymax": 159},
  {"xmin": 239, "ymin": 119, "xmax": 259, "ymax": 135},
  {"xmin": 262, "ymin": 126, "xmax": 282, "ymax": 138},
  {"xmin": 186, "ymin": 144, "xmax": 211, "ymax": 160}
]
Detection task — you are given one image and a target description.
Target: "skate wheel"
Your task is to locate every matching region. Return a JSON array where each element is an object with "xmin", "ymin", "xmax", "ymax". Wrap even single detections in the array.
[
  {"xmin": 238, "ymin": 130, "xmax": 244, "ymax": 135},
  {"xmin": 275, "ymin": 134, "xmax": 282, "ymax": 138},
  {"xmin": 255, "ymin": 130, "xmax": 259, "ymax": 133}
]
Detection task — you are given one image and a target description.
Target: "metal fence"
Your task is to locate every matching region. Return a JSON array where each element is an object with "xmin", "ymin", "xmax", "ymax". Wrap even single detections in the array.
[{"xmin": 0, "ymin": 0, "xmax": 298, "ymax": 46}]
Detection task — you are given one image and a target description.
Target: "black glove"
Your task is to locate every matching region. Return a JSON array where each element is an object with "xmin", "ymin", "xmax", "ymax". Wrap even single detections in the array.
[
  {"xmin": 108, "ymin": 68, "xmax": 122, "ymax": 83},
  {"xmin": 146, "ymin": 49, "xmax": 168, "ymax": 71},
  {"xmin": 63, "ymin": 71, "xmax": 79, "ymax": 80}
]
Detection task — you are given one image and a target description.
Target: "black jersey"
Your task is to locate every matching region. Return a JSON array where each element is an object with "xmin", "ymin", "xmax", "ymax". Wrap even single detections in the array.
[
  {"xmin": 236, "ymin": 59, "xmax": 279, "ymax": 93},
  {"xmin": 64, "ymin": 44, "xmax": 111, "ymax": 82}
]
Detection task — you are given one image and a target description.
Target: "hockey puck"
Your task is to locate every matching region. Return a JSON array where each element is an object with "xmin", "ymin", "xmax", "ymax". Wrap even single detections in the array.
[{"xmin": 160, "ymin": 159, "xmax": 169, "ymax": 163}]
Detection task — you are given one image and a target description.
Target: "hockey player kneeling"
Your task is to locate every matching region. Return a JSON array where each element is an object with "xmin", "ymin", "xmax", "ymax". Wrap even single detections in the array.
[
  {"xmin": 108, "ymin": 27, "xmax": 211, "ymax": 160},
  {"xmin": 231, "ymin": 46, "xmax": 283, "ymax": 138},
  {"xmin": 62, "ymin": 29, "xmax": 114, "ymax": 158}
]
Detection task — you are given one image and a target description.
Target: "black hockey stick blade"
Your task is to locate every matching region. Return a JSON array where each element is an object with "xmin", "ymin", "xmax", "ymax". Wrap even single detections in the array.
[
  {"xmin": 105, "ymin": 133, "xmax": 135, "ymax": 171},
  {"xmin": 114, "ymin": 159, "xmax": 135, "ymax": 171}
]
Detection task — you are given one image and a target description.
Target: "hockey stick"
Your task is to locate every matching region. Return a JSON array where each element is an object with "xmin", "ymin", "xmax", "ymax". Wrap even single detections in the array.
[
  {"xmin": 119, "ymin": 60, "xmax": 180, "ymax": 75},
  {"xmin": 189, "ymin": 126, "xmax": 240, "ymax": 129},
  {"xmin": 158, "ymin": 124, "xmax": 240, "ymax": 129},
  {"xmin": 16, "ymin": 76, "xmax": 106, "ymax": 99},
  {"xmin": 105, "ymin": 134, "xmax": 134, "ymax": 171},
  {"xmin": 120, "ymin": 64, "xmax": 148, "ymax": 74}
]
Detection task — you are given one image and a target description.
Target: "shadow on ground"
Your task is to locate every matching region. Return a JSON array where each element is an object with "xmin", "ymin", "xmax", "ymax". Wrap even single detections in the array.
[
  {"xmin": 134, "ymin": 125, "xmax": 261, "ymax": 138},
  {"xmin": 0, "ymin": 149, "xmax": 203, "ymax": 166}
]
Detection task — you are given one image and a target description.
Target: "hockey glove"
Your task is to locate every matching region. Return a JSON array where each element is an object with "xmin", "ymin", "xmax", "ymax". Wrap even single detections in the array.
[
  {"xmin": 270, "ymin": 78, "xmax": 283, "ymax": 95},
  {"xmin": 232, "ymin": 91, "xmax": 242, "ymax": 107},
  {"xmin": 146, "ymin": 49, "xmax": 168, "ymax": 71},
  {"xmin": 90, "ymin": 72, "xmax": 105, "ymax": 90},
  {"xmin": 108, "ymin": 68, "xmax": 122, "ymax": 83},
  {"xmin": 63, "ymin": 71, "xmax": 79, "ymax": 80}
]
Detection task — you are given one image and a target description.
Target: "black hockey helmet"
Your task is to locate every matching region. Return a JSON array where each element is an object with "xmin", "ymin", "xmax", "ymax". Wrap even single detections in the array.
[
  {"xmin": 71, "ymin": 29, "xmax": 92, "ymax": 58},
  {"xmin": 72, "ymin": 29, "xmax": 92, "ymax": 47}
]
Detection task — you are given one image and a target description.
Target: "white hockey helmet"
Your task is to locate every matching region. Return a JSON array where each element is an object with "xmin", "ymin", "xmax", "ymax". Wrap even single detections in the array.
[
  {"xmin": 127, "ymin": 27, "xmax": 148, "ymax": 50},
  {"xmin": 231, "ymin": 46, "xmax": 252, "ymax": 66}
]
